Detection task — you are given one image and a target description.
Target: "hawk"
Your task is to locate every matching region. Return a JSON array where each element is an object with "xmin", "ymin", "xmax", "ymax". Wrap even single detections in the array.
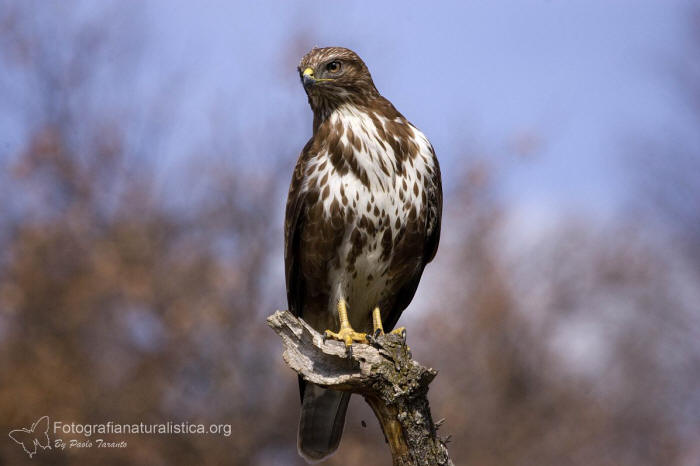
[{"xmin": 285, "ymin": 47, "xmax": 442, "ymax": 462}]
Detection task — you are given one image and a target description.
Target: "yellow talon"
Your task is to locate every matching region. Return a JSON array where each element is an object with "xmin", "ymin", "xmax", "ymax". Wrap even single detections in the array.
[
  {"xmin": 371, "ymin": 307, "xmax": 407, "ymax": 338},
  {"xmin": 324, "ymin": 303, "xmax": 408, "ymax": 347},
  {"xmin": 324, "ymin": 299, "xmax": 367, "ymax": 346},
  {"xmin": 372, "ymin": 306, "xmax": 384, "ymax": 335},
  {"xmin": 324, "ymin": 327, "xmax": 368, "ymax": 346}
]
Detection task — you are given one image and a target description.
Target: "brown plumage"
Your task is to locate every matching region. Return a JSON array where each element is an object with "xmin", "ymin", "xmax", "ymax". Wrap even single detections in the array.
[{"xmin": 285, "ymin": 46, "xmax": 442, "ymax": 463}]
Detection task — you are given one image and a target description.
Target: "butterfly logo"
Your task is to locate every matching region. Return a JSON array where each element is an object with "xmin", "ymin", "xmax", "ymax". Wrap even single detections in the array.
[{"xmin": 8, "ymin": 416, "xmax": 52, "ymax": 458}]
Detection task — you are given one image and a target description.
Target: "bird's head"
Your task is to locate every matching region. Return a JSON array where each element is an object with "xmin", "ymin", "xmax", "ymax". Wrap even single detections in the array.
[{"xmin": 297, "ymin": 47, "xmax": 379, "ymax": 113}]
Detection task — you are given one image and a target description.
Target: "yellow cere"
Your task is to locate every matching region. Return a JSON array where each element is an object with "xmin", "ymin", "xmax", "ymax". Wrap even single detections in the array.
[{"xmin": 303, "ymin": 68, "xmax": 314, "ymax": 77}]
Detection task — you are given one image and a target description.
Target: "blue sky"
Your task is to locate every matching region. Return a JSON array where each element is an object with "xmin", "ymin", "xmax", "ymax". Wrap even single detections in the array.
[
  {"xmin": 139, "ymin": 0, "xmax": 694, "ymax": 216},
  {"xmin": 2, "ymin": 1, "xmax": 693, "ymax": 218}
]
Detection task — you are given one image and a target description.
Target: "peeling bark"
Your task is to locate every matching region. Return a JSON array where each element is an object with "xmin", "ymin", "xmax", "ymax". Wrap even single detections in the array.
[{"xmin": 267, "ymin": 310, "xmax": 453, "ymax": 466}]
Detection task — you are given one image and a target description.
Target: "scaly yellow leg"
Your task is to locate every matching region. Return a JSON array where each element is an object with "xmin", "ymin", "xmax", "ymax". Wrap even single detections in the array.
[
  {"xmin": 324, "ymin": 299, "xmax": 368, "ymax": 346},
  {"xmin": 371, "ymin": 307, "xmax": 406, "ymax": 339}
]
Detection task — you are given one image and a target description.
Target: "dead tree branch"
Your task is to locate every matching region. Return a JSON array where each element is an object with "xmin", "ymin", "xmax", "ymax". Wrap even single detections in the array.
[{"xmin": 267, "ymin": 310, "xmax": 453, "ymax": 466}]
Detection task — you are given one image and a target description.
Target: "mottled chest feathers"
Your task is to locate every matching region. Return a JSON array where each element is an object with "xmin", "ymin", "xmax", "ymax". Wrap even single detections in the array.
[
  {"xmin": 299, "ymin": 104, "xmax": 436, "ymax": 259},
  {"xmin": 305, "ymin": 104, "xmax": 435, "ymax": 195}
]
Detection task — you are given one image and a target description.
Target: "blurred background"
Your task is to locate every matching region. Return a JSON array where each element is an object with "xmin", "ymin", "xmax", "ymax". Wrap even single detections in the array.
[{"xmin": 1, "ymin": 1, "xmax": 699, "ymax": 465}]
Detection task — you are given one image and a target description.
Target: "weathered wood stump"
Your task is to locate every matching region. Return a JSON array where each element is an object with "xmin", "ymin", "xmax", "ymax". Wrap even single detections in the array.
[{"xmin": 267, "ymin": 310, "xmax": 453, "ymax": 466}]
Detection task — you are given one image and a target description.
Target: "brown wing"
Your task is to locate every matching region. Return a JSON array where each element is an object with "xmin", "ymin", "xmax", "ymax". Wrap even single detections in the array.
[
  {"xmin": 286, "ymin": 139, "xmax": 344, "ymax": 403},
  {"xmin": 423, "ymin": 149, "xmax": 443, "ymax": 264},
  {"xmin": 384, "ymin": 147, "xmax": 442, "ymax": 331},
  {"xmin": 285, "ymin": 141, "xmax": 314, "ymax": 404},
  {"xmin": 285, "ymin": 140, "xmax": 313, "ymax": 318}
]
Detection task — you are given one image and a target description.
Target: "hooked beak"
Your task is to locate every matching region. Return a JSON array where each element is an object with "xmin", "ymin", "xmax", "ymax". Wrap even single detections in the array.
[{"xmin": 302, "ymin": 67, "xmax": 315, "ymax": 89}]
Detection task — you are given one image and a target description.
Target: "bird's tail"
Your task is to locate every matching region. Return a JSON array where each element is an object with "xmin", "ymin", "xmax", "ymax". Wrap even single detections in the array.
[{"xmin": 298, "ymin": 383, "xmax": 351, "ymax": 463}]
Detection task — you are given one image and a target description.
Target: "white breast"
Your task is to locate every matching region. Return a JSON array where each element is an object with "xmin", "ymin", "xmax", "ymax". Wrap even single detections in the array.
[{"xmin": 304, "ymin": 104, "xmax": 436, "ymax": 329}]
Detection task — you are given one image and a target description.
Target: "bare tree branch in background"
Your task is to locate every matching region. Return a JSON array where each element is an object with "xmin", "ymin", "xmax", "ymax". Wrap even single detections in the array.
[
  {"xmin": 411, "ymin": 162, "xmax": 699, "ymax": 466},
  {"xmin": 0, "ymin": 3, "xmax": 286, "ymax": 465}
]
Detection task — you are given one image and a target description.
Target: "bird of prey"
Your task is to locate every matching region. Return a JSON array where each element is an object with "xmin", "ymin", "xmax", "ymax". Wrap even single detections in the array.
[{"xmin": 285, "ymin": 46, "xmax": 442, "ymax": 462}]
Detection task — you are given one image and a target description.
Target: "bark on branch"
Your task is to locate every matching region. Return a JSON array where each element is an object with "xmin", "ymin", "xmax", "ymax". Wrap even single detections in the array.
[{"xmin": 267, "ymin": 310, "xmax": 453, "ymax": 466}]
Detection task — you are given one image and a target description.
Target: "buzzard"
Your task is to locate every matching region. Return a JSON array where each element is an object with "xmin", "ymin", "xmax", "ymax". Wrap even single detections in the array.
[{"xmin": 285, "ymin": 47, "xmax": 442, "ymax": 462}]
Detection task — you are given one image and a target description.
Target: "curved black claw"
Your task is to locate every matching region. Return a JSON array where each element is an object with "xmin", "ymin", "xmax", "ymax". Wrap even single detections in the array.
[
  {"xmin": 367, "ymin": 332, "xmax": 382, "ymax": 349},
  {"xmin": 366, "ymin": 332, "xmax": 375, "ymax": 345}
]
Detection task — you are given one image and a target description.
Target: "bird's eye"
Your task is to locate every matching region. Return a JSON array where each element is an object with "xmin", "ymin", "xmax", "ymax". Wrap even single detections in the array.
[{"xmin": 326, "ymin": 61, "xmax": 341, "ymax": 73}]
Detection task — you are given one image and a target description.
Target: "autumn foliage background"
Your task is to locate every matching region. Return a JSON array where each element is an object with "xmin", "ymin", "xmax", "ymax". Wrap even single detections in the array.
[{"xmin": 1, "ymin": 2, "xmax": 699, "ymax": 465}]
